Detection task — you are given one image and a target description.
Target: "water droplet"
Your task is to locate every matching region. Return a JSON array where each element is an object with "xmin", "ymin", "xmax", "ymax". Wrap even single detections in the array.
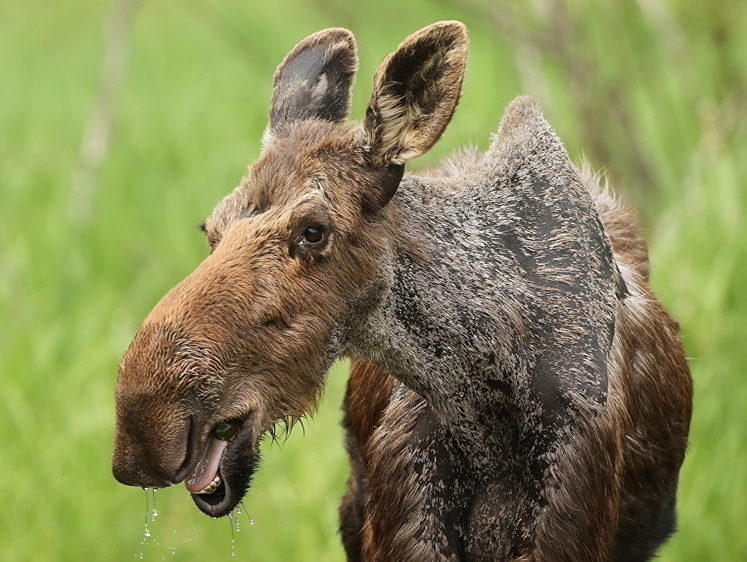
[
  {"xmin": 150, "ymin": 488, "xmax": 158, "ymax": 521},
  {"xmin": 138, "ymin": 486, "xmax": 161, "ymax": 553},
  {"xmin": 229, "ymin": 510, "xmax": 241, "ymax": 533},
  {"xmin": 227, "ymin": 511, "xmax": 241, "ymax": 557},
  {"xmin": 238, "ymin": 501, "xmax": 254, "ymax": 526},
  {"xmin": 140, "ymin": 487, "xmax": 153, "ymax": 547}
]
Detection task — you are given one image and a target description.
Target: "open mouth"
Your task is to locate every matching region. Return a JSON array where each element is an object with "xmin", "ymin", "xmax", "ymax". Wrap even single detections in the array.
[{"xmin": 185, "ymin": 418, "xmax": 260, "ymax": 518}]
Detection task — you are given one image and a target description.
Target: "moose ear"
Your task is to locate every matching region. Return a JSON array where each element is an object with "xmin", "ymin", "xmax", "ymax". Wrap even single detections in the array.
[
  {"xmin": 361, "ymin": 21, "xmax": 468, "ymax": 167},
  {"xmin": 265, "ymin": 28, "xmax": 358, "ymax": 144}
]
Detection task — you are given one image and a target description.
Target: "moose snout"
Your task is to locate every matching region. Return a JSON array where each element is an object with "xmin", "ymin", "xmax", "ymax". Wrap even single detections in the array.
[
  {"xmin": 112, "ymin": 420, "xmax": 192, "ymax": 489},
  {"xmin": 112, "ymin": 437, "xmax": 183, "ymax": 489},
  {"xmin": 112, "ymin": 392, "xmax": 193, "ymax": 489}
]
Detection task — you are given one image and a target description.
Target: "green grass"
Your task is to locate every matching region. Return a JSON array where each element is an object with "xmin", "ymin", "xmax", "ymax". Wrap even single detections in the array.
[{"xmin": 1, "ymin": 0, "xmax": 745, "ymax": 559}]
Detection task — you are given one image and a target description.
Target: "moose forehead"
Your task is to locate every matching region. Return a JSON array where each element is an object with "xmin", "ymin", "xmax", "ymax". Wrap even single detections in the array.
[{"xmin": 203, "ymin": 120, "xmax": 363, "ymax": 239}]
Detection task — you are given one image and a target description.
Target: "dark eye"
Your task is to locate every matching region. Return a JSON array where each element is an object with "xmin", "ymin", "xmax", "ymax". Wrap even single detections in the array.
[
  {"xmin": 291, "ymin": 221, "xmax": 331, "ymax": 259},
  {"xmin": 303, "ymin": 225, "xmax": 326, "ymax": 244}
]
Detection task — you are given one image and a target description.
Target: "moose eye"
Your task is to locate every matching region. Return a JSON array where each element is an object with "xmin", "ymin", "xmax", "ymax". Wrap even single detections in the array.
[
  {"xmin": 291, "ymin": 220, "xmax": 331, "ymax": 258},
  {"xmin": 214, "ymin": 421, "xmax": 240, "ymax": 441},
  {"xmin": 302, "ymin": 225, "xmax": 326, "ymax": 244}
]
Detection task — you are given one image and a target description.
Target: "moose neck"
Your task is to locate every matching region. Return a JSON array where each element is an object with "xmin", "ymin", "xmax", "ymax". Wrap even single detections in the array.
[
  {"xmin": 348, "ymin": 163, "xmax": 619, "ymax": 464},
  {"xmin": 351, "ymin": 174, "xmax": 533, "ymax": 437}
]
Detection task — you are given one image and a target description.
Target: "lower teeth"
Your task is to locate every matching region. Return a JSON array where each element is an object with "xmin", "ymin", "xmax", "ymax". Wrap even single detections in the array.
[{"xmin": 197, "ymin": 475, "xmax": 221, "ymax": 495}]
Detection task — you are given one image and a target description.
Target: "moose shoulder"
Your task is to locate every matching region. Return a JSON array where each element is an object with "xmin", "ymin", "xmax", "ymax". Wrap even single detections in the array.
[{"xmin": 112, "ymin": 21, "xmax": 692, "ymax": 561}]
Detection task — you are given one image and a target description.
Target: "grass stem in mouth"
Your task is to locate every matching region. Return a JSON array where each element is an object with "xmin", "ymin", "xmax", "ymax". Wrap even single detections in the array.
[{"xmin": 214, "ymin": 421, "xmax": 240, "ymax": 441}]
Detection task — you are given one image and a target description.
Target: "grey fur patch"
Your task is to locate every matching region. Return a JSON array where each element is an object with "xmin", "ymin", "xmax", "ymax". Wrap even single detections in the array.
[{"xmin": 343, "ymin": 96, "xmax": 690, "ymax": 560}]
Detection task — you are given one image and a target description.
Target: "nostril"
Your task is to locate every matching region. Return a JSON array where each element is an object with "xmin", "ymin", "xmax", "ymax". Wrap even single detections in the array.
[
  {"xmin": 112, "ymin": 458, "xmax": 178, "ymax": 489},
  {"xmin": 112, "ymin": 456, "xmax": 146, "ymax": 487},
  {"xmin": 112, "ymin": 435, "xmax": 184, "ymax": 488},
  {"xmin": 112, "ymin": 401, "xmax": 193, "ymax": 488}
]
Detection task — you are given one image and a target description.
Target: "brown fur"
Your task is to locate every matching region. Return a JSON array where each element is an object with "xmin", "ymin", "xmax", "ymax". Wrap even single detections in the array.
[
  {"xmin": 340, "ymin": 362, "xmax": 395, "ymax": 558},
  {"xmin": 112, "ymin": 22, "xmax": 692, "ymax": 560}
]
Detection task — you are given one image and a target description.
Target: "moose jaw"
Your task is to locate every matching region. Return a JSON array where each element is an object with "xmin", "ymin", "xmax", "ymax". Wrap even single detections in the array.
[{"xmin": 112, "ymin": 21, "xmax": 692, "ymax": 561}]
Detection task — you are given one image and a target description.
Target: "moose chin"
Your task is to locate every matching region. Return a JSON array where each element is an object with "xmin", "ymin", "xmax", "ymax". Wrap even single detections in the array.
[{"xmin": 113, "ymin": 21, "xmax": 692, "ymax": 561}]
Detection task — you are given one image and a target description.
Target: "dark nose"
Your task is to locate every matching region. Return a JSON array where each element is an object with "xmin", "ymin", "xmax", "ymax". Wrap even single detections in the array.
[
  {"xmin": 111, "ymin": 381, "xmax": 195, "ymax": 487},
  {"xmin": 112, "ymin": 438, "xmax": 181, "ymax": 488},
  {"xmin": 111, "ymin": 412, "xmax": 192, "ymax": 488}
]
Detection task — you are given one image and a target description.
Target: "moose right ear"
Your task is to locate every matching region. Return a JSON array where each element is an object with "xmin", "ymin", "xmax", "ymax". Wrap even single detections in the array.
[
  {"xmin": 361, "ymin": 21, "xmax": 468, "ymax": 168},
  {"xmin": 264, "ymin": 28, "xmax": 358, "ymax": 146}
]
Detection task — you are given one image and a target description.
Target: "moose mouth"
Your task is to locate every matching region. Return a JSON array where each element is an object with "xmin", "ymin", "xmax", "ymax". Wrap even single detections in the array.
[{"xmin": 185, "ymin": 419, "xmax": 260, "ymax": 518}]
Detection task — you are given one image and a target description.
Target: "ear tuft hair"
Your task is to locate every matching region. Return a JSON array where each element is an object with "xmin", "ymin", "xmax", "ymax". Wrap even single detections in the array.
[{"xmin": 362, "ymin": 21, "xmax": 468, "ymax": 166}]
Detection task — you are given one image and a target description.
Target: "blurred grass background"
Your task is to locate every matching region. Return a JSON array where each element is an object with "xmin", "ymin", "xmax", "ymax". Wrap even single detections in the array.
[{"xmin": 1, "ymin": 0, "xmax": 745, "ymax": 559}]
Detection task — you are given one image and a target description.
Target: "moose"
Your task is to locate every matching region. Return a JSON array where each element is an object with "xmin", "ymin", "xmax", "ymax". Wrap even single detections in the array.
[{"xmin": 113, "ymin": 21, "xmax": 692, "ymax": 561}]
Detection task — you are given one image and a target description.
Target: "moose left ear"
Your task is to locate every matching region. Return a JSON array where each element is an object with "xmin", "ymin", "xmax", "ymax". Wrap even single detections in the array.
[
  {"xmin": 362, "ymin": 21, "xmax": 468, "ymax": 167},
  {"xmin": 265, "ymin": 28, "xmax": 358, "ymax": 145}
]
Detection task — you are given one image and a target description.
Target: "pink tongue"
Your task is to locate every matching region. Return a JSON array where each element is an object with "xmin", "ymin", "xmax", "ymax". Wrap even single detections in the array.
[{"xmin": 185, "ymin": 437, "xmax": 229, "ymax": 493}]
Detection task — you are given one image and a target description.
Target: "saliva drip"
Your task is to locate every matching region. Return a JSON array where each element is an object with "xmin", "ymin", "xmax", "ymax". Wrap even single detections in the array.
[
  {"xmin": 225, "ymin": 502, "xmax": 256, "ymax": 556},
  {"xmin": 136, "ymin": 488, "xmax": 151, "ymax": 559},
  {"xmin": 142, "ymin": 488, "xmax": 152, "ymax": 540},
  {"xmin": 140, "ymin": 487, "xmax": 160, "ymax": 555},
  {"xmin": 150, "ymin": 487, "xmax": 159, "ymax": 521},
  {"xmin": 136, "ymin": 487, "xmax": 188, "ymax": 558},
  {"xmin": 238, "ymin": 501, "xmax": 255, "ymax": 526},
  {"xmin": 227, "ymin": 510, "xmax": 241, "ymax": 557}
]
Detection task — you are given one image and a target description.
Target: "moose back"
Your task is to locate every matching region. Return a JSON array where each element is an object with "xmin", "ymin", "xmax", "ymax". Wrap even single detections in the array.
[{"xmin": 112, "ymin": 21, "xmax": 692, "ymax": 561}]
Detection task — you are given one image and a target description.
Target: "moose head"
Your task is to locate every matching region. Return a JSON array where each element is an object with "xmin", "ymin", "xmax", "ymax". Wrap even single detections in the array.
[{"xmin": 112, "ymin": 22, "xmax": 468, "ymax": 517}]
